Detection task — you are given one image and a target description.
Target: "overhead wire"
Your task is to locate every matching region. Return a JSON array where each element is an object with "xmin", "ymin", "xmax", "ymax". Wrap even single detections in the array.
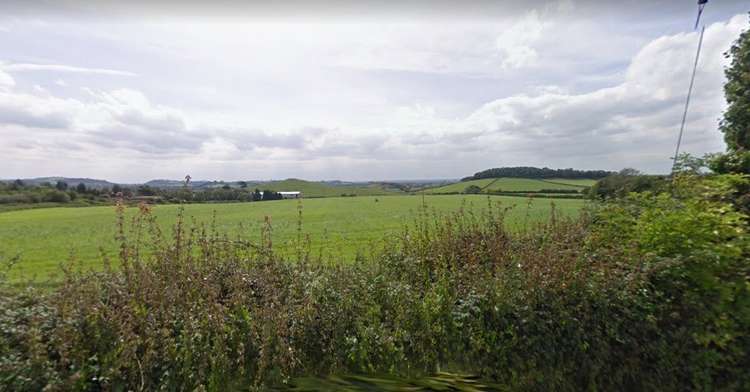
[{"xmin": 670, "ymin": 0, "xmax": 709, "ymax": 175}]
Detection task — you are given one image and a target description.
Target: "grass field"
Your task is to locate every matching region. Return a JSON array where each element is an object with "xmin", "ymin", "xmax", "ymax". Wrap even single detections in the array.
[
  {"xmin": 538, "ymin": 179, "xmax": 597, "ymax": 187},
  {"xmin": 0, "ymin": 194, "xmax": 584, "ymax": 282},
  {"xmin": 422, "ymin": 179, "xmax": 498, "ymax": 193},
  {"xmin": 427, "ymin": 178, "xmax": 595, "ymax": 194},
  {"xmin": 246, "ymin": 178, "xmax": 398, "ymax": 197}
]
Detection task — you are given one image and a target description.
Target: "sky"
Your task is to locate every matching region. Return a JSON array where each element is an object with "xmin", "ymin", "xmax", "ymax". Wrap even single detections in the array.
[{"xmin": 0, "ymin": 1, "xmax": 748, "ymax": 182}]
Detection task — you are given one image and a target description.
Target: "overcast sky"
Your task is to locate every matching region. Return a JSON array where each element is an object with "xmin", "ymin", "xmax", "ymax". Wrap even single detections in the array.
[{"xmin": 0, "ymin": 1, "xmax": 748, "ymax": 182}]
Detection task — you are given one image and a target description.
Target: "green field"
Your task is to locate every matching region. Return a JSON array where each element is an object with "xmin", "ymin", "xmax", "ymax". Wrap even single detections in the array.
[
  {"xmin": 538, "ymin": 178, "xmax": 597, "ymax": 187},
  {"xmin": 423, "ymin": 178, "xmax": 498, "ymax": 193},
  {"xmin": 246, "ymin": 178, "xmax": 397, "ymax": 197},
  {"xmin": 427, "ymin": 178, "xmax": 595, "ymax": 194},
  {"xmin": 0, "ymin": 194, "xmax": 584, "ymax": 282}
]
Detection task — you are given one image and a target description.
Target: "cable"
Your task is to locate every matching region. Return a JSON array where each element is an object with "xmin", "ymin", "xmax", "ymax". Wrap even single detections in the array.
[
  {"xmin": 695, "ymin": 0, "xmax": 708, "ymax": 30},
  {"xmin": 671, "ymin": 2, "xmax": 708, "ymax": 175}
]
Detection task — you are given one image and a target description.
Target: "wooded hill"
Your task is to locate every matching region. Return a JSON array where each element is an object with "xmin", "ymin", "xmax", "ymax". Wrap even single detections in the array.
[{"xmin": 462, "ymin": 166, "xmax": 613, "ymax": 181}]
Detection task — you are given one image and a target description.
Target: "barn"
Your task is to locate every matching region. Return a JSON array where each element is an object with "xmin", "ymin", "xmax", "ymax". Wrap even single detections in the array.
[{"xmin": 279, "ymin": 191, "xmax": 302, "ymax": 199}]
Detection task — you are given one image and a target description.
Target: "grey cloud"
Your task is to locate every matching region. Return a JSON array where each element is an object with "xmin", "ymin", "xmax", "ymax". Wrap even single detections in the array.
[
  {"xmin": 88, "ymin": 124, "xmax": 204, "ymax": 154},
  {"xmin": 116, "ymin": 108, "xmax": 186, "ymax": 132},
  {"xmin": 216, "ymin": 127, "xmax": 326, "ymax": 151},
  {"xmin": 0, "ymin": 104, "xmax": 71, "ymax": 129}
]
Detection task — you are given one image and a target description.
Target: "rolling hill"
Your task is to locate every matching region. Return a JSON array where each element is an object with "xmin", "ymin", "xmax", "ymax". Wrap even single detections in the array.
[{"xmin": 427, "ymin": 177, "xmax": 595, "ymax": 194}]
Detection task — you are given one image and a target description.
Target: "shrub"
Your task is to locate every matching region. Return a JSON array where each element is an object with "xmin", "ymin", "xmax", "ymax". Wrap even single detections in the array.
[
  {"xmin": 41, "ymin": 190, "xmax": 71, "ymax": 203},
  {"xmin": 0, "ymin": 194, "xmax": 37, "ymax": 204},
  {"xmin": 587, "ymin": 173, "xmax": 667, "ymax": 199},
  {"xmin": 463, "ymin": 185, "xmax": 482, "ymax": 194},
  {"xmin": 587, "ymin": 173, "xmax": 750, "ymax": 389}
]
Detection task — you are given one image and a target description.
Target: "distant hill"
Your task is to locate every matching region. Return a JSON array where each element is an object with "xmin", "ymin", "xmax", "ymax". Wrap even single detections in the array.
[
  {"xmin": 6, "ymin": 177, "xmax": 119, "ymax": 189},
  {"xmin": 427, "ymin": 177, "xmax": 596, "ymax": 195},
  {"xmin": 143, "ymin": 179, "xmax": 228, "ymax": 189},
  {"xmin": 462, "ymin": 166, "xmax": 613, "ymax": 181}
]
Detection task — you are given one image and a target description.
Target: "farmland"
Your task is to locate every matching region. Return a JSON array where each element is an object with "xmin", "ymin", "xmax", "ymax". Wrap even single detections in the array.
[
  {"xmin": 426, "ymin": 177, "xmax": 595, "ymax": 194},
  {"xmin": 2, "ymin": 5, "xmax": 748, "ymax": 389},
  {"xmin": 0, "ymin": 194, "xmax": 583, "ymax": 282},
  {"xmin": 252, "ymin": 178, "xmax": 399, "ymax": 197}
]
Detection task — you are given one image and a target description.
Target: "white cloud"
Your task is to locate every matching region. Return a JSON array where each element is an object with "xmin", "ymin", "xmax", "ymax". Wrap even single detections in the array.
[
  {"xmin": 0, "ymin": 89, "xmax": 77, "ymax": 129},
  {"xmin": 2, "ymin": 63, "xmax": 136, "ymax": 76},
  {"xmin": 0, "ymin": 10, "xmax": 746, "ymax": 181},
  {"xmin": 495, "ymin": 10, "xmax": 546, "ymax": 69},
  {"xmin": 454, "ymin": 15, "xmax": 746, "ymax": 167},
  {"xmin": 0, "ymin": 70, "xmax": 14, "ymax": 89}
]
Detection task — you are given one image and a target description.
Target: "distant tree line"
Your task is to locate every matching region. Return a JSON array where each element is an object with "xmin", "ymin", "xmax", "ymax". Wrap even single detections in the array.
[
  {"xmin": 0, "ymin": 180, "xmax": 112, "ymax": 206},
  {"xmin": 587, "ymin": 170, "xmax": 668, "ymax": 200},
  {"xmin": 462, "ymin": 166, "xmax": 613, "ymax": 181},
  {"xmin": 0, "ymin": 180, "xmax": 296, "ymax": 205},
  {"xmin": 0, "ymin": 180, "xmax": 289, "ymax": 208}
]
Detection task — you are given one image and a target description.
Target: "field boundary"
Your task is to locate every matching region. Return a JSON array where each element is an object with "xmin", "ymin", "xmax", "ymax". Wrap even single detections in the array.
[
  {"xmin": 538, "ymin": 179, "xmax": 591, "ymax": 188},
  {"xmin": 480, "ymin": 178, "xmax": 499, "ymax": 191}
]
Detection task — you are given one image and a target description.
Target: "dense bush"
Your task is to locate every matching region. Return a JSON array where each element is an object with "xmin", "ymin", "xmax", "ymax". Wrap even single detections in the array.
[
  {"xmin": 0, "ymin": 194, "xmax": 40, "ymax": 204},
  {"xmin": 586, "ymin": 173, "xmax": 750, "ymax": 389},
  {"xmin": 0, "ymin": 174, "xmax": 748, "ymax": 390},
  {"xmin": 41, "ymin": 190, "xmax": 71, "ymax": 203},
  {"xmin": 463, "ymin": 184, "xmax": 482, "ymax": 194},
  {"xmin": 587, "ymin": 172, "xmax": 667, "ymax": 199}
]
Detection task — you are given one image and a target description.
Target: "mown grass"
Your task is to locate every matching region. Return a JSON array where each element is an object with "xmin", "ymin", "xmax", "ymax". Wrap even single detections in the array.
[
  {"xmin": 427, "ymin": 178, "xmax": 593, "ymax": 193},
  {"xmin": 0, "ymin": 194, "xmax": 583, "ymax": 282}
]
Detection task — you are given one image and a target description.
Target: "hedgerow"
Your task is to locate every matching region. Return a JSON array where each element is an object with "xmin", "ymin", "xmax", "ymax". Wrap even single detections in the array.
[{"xmin": 0, "ymin": 174, "xmax": 748, "ymax": 390}]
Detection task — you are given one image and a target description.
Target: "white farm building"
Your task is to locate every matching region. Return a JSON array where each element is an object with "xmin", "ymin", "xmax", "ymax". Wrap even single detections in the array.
[{"xmin": 279, "ymin": 191, "xmax": 302, "ymax": 199}]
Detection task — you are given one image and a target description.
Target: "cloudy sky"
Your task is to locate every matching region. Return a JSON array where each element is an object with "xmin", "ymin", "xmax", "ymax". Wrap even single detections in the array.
[{"xmin": 0, "ymin": 1, "xmax": 748, "ymax": 182}]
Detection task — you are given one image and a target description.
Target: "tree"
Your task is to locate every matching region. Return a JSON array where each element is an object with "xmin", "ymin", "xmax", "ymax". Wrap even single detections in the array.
[
  {"xmin": 137, "ymin": 185, "xmax": 156, "ymax": 196},
  {"xmin": 464, "ymin": 185, "xmax": 482, "ymax": 194},
  {"xmin": 618, "ymin": 168, "xmax": 641, "ymax": 176},
  {"xmin": 252, "ymin": 189, "xmax": 263, "ymax": 202},
  {"xmin": 76, "ymin": 183, "xmax": 87, "ymax": 194},
  {"xmin": 112, "ymin": 184, "xmax": 123, "ymax": 194},
  {"xmin": 261, "ymin": 190, "xmax": 282, "ymax": 201},
  {"xmin": 9, "ymin": 180, "xmax": 22, "ymax": 191},
  {"xmin": 55, "ymin": 181, "xmax": 68, "ymax": 191},
  {"xmin": 672, "ymin": 153, "xmax": 708, "ymax": 175},
  {"xmin": 43, "ymin": 190, "xmax": 71, "ymax": 203},
  {"xmin": 462, "ymin": 166, "xmax": 613, "ymax": 181},
  {"xmin": 239, "ymin": 181, "xmax": 248, "ymax": 189},
  {"xmin": 588, "ymin": 174, "xmax": 668, "ymax": 199},
  {"xmin": 712, "ymin": 16, "xmax": 750, "ymax": 174}
]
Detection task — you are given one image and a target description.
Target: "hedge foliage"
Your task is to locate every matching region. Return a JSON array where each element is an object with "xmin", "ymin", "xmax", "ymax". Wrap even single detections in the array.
[{"xmin": 1, "ymin": 174, "xmax": 748, "ymax": 391}]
